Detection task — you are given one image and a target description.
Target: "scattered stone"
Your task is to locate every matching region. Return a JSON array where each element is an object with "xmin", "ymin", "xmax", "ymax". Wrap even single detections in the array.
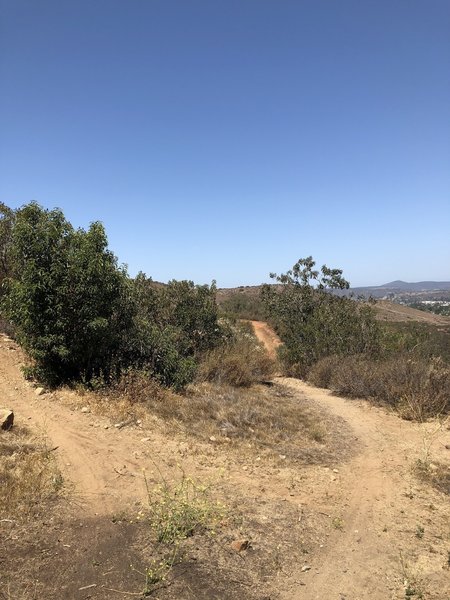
[
  {"xmin": 35, "ymin": 387, "xmax": 45, "ymax": 396},
  {"xmin": 103, "ymin": 425, "xmax": 109, "ymax": 429},
  {"xmin": 445, "ymin": 444, "xmax": 450, "ymax": 450},
  {"xmin": 230, "ymin": 539, "xmax": 250, "ymax": 552},
  {"xmin": 140, "ymin": 437, "xmax": 151, "ymax": 443},
  {"xmin": 333, "ymin": 469, "xmax": 339, "ymax": 473},
  {"xmin": 209, "ymin": 436, "xmax": 217, "ymax": 442},
  {"xmin": 279, "ymin": 454, "xmax": 286, "ymax": 460},
  {"xmin": 301, "ymin": 565, "xmax": 312, "ymax": 572},
  {"xmin": 0, "ymin": 408, "xmax": 14, "ymax": 430},
  {"xmin": 114, "ymin": 419, "xmax": 133, "ymax": 429},
  {"xmin": 81, "ymin": 406, "xmax": 90, "ymax": 413}
]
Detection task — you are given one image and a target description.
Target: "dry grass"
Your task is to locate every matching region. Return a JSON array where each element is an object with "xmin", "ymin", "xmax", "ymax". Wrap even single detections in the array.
[
  {"xmin": 101, "ymin": 371, "xmax": 332, "ymax": 461},
  {"xmin": 197, "ymin": 335, "xmax": 274, "ymax": 387},
  {"xmin": 0, "ymin": 426, "xmax": 62, "ymax": 519},
  {"xmin": 415, "ymin": 459, "xmax": 450, "ymax": 496},
  {"xmin": 307, "ymin": 355, "xmax": 450, "ymax": 420}
]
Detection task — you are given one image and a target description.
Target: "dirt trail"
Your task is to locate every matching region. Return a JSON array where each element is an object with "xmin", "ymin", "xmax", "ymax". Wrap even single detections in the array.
[
  {"xmin": 249, "ymin": 319, "xmax": 281, "ymax": 359},
  {"xmin": 1, "ymin": 331, "xmax": 449, "ymax": 599},
  {"xmin": 277, "ymin": 378, "xmax": 450, "ymax": 599}
]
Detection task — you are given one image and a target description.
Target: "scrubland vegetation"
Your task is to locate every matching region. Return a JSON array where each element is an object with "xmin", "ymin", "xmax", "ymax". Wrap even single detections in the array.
[
  {"xmin": 1, "ymin": 201, "xmax": 449, "ymax": 421},
  {"xmin": 1, "ymin": 202, "xmax": 449, "ymax": 600}
]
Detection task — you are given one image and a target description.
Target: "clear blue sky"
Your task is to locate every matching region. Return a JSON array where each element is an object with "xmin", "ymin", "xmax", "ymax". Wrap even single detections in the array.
[{"xmin": 1, "ymin": 0, "xmax": 449, "ymax": 287}]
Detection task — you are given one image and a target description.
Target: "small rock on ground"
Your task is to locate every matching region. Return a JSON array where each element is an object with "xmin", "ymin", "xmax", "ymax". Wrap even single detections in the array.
[{"xmin": 0, "ymin": 408, "xmax": 14, "ymax": 430}]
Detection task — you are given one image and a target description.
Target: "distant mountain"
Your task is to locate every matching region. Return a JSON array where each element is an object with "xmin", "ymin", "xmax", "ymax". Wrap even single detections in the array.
[{"xmin": 379, "ymin": 281, "xmax": 450, "ymax": 291}]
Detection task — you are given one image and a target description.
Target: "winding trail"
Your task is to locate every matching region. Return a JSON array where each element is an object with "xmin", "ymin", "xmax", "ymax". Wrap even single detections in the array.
[{"xmin": 1, "ymin": 330, "xmax": 449, "ymax": 599}]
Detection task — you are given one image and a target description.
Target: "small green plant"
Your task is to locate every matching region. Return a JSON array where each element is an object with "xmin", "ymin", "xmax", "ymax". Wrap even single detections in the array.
[
  {"xmin": 415, "ymin": 525, "xmax": 425, "ymax": 539},
  {"xmin": 399, "ymin": 552, "xmax": 426, "ymax": 599},
  {"xmin": 331, "ymin": 516, "xmax": 344, "ymax": 530},
  {"xmin": 143, "ymin": 550, "xmax": 178, "ymax": 592},
  {"xmin": 144, "ymin": 470, "xmax": 226, "ymax": 544}
]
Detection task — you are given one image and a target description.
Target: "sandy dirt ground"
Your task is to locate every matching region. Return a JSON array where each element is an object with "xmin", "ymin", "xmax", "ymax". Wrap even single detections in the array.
[{"xmin": 1, "ymin": 330, "xmax": 449, "ymax": 599}]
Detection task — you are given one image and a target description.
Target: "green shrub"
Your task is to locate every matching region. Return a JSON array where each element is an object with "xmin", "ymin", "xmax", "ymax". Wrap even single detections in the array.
[
  {"xmin": 1, "ymin": 204, "xmax": 225, "ymax": 390},
  {"xmin": 218, "ymin": 292, "xmax": 266, "ymax": 321},
  {"xmin": 262, "ymin": 257, "xmax": 381, "ymax": 374},
  {"xmin": 1, "ymin": 203, "xmax": 133, "ymax": 386},
  {"xmin": 127, "ymin": 274, "xmax": 224, "ymax": 389}
]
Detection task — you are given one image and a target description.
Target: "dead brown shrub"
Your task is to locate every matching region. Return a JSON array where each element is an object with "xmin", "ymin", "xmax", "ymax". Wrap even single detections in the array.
[
  {"xmin": 197, "ymin": 336, "xmax": 274, "ymax": 387},
  {"xmin": 307, "ymin": 355, "xmax": 450, "ymax": 420},
  {"xmin": 0, "ymin": 426, "xmax": 62, "ymax": 518}
]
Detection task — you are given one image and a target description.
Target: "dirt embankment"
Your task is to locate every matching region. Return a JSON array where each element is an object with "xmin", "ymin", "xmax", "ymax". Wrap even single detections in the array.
[{"xmin": 1, "ymin": 331, "xmax": 449, "ymax": 600}]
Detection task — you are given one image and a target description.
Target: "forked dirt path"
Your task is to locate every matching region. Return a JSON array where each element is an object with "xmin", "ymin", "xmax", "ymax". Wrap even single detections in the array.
[{"xmin": 1, "ymin": 331, "xmax": 449, "ymax": 599}]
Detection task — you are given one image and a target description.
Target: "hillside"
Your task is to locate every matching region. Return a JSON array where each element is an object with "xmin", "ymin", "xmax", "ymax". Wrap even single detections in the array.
[
  {"xmin": 374, "ymin": 299, "xmax": 450, "ymax": 326},
  {"xmin": 217, "ymin": 285, "xmax": 450, "ymax": 327}
]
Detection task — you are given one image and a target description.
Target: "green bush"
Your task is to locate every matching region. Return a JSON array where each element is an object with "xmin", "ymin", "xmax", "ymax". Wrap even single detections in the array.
[
  {"xmin": 262, "ymin": 257, "xmax": 381, "ymax": 374},
  {"xmin": 1, "ymin": 203, "xmax": 133, "ymax": 385},
  {"xmin": 218, "ymin": 292, "xmax": 266, "ymax": 321},
  {"xmin": 1, "ymin": 204, "xmax": 226, "ymax": 390},
  {"xmin": 127, "ymin": 274, "xmax": 223, "ymax": 389}
]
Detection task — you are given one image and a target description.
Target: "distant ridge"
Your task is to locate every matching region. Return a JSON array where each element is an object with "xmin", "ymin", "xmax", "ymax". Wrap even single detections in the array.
[{"xmin": 378, "ymin": 281, "xmax": 450, "ymax": 291}]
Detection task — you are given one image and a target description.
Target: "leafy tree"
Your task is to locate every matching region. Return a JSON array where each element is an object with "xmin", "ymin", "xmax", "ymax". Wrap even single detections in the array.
[
  {"xmin": 261, "ymin": 257, "xmax": 380, "ymax": 375},
  {"xmin": 1, "ymin": 202, "xmax": 132, "ymax": 384},
  {"xmin": 126, "ymin": 274, "xmax": 223, "ymax": 389}
]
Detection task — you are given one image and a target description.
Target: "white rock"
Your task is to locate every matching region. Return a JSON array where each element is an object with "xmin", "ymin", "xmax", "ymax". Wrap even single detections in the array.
[{"xmin": 301, "ymin": 565, "xmax": 312, "ymax": 572}]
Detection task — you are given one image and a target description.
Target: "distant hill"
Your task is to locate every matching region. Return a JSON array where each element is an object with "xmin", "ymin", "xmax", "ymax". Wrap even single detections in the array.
[
  {"xmin": 216, "ymin": 283, "xmax": 450, "ymax": 328},
  {"xmin": 334, "ymin": 281, "xmax": 450, "ymax": 299},
  {"xmin": 364, "ymin": 281, "xmax": 450, "ymax": 292}
]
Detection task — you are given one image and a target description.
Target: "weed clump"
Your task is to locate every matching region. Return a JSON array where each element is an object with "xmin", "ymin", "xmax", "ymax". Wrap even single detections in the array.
[
  {"xmin": 0, "ymin": 427, "xmax": 62, "ymax": 518},
  {"xmin": 145, "ymin": 472, "xmax": 225, "ymax": 544}
]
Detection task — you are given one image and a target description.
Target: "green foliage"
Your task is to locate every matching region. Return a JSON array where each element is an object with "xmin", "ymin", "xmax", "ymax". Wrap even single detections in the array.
[
  {"xmin": 127, "ymin": 274, "xmax": 223, "ymax": 389},
  {"xmin": 218, "ymin": 291, "xmax": 266, "ymax": 321},
  {"xmin": 308, "ymin": 354, "xmax": 450, "ymax": 418},
  {"xmin": 261, "ymin": 257, "xmax": 381, "ymax": 375},
  {"xmin": 145, "ymin": 471, "xmax": 225, "ymax": 544},
  {"xmin": 1, "ymin": 203, "xmax": 226, "ymax": 389},
  {"xmin": 381, "ymin": 321, "xmax": 450, "ymax": 362},
  {"xmin": 1, "ymin": 203, "xmax": 133, "ymax": 385},
  {"xmin": 0, "ymin": 202, "xmax": 15, "ymax": 288}
]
